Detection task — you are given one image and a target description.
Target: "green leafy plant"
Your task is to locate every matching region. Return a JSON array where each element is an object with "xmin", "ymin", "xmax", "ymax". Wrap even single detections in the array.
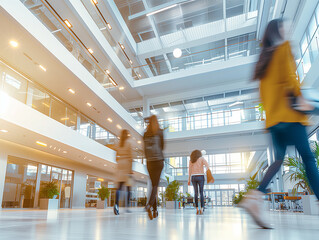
[
  {"xmin": 40, "ymin": 181, "xmax": 59, "ymax": 199},
  {"xmin": 258, "ymin": 103, "xmax": 265, "ymax": 120},
  {"xmin": 284, "ymin": 142, "xmax": 319, "ymax": 194},
  {"xmin": 177, "ymin": 192, "xmax": 184, "ymax": 202},
  {"xmin": 164, "ymin": 176, "xmax": 182, "ymax": 201},
  {"xmin": 97, "ymin": 186, "xmax": 110, "ymax": 201},
  {"xmin": 185, "ymin": 192, "xmax": 192, "ymax": 198}
]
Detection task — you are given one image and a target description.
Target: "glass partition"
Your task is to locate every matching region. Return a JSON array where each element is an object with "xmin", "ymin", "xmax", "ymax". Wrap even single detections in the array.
[{"xmin": 2, "ymin": 157, "xmax": 38, "ymax": 208}]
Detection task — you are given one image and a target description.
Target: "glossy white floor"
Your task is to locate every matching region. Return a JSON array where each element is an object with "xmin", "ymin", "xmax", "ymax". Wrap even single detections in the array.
[{"xmin": 0, "ymin": 207, "xmax": 318, "ymax": 240}]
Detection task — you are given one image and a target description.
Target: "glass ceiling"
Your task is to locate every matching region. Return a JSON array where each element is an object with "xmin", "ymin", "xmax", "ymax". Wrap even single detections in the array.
[{"xmin": 114, "ymin": 0, "xmax": 259, "ymax": 43}]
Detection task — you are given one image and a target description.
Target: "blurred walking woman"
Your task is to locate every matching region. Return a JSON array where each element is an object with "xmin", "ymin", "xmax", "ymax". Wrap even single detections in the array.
[
  {"xmin": 114, "ymin": 129, "xmax": 133, "ymax": 215},
  {"xmin": 239, "ymin": 19, "xmax": 319, "ymax": 228},
  {"xmin": 188, "ymin": 150, "xmax": 210, "ymax": 215},
  {"xmin": 144, "ymin": 115, "xmax": 164, "ymax": 220}
]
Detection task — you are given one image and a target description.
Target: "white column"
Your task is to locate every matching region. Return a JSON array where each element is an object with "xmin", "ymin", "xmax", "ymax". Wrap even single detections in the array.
[
  {"xmin": 72, "ymin": 171, "xmax": 87, "ymax": 209},
  {"xmin": 0, "ymin": 152, "xmax": 8, "ymax": 209},
  {"xmin": 143, "ymin": 97, "xmax": 150, "ymax": 118}
]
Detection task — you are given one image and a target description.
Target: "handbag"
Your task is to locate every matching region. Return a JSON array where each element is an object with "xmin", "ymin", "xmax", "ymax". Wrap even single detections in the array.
[
  {"xmin": 289, "ymin": 88, "xmax": 319, "ymax": 115},
  {"xmin": 206, "ymin": 169, "xmax": 214, "ymax": 184}
]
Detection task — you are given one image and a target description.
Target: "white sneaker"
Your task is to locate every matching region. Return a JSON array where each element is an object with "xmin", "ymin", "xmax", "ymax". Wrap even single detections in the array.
[{"xmin": 238, "ymin": 190, "xmax": 272, "ymax": 229}]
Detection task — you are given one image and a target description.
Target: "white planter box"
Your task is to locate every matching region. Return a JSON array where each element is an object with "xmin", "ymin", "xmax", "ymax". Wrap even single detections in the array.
[
  {"xmin": 302, "ymin": 195, "xmax": 319, "ymax": 215},
  {"xmin": 97, "ymin": 200, "xmax": 107, "ymax": 209},
  {"xmin": 39, "ymin": 199, "xmax": 59, "ymax": 210},
  {"xmin": 166, "ymin": 201, "xmax": 177, "ymax": 209}
]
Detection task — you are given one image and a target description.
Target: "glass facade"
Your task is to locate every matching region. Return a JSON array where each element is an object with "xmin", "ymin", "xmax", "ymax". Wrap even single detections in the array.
[
  {"xmin": 2, "ymin": 156, "xmax": 73, "ymax": 209},
  {"xmin": 165, "ymin": 152, "xmax": 252, "ymax": 176},
  {"xmin": 296, "ymin": 2, "xmax": 319, "ymax": 81}
]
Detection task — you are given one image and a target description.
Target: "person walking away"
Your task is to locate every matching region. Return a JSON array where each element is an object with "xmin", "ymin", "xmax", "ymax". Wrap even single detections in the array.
[
  {"xmin": 114, "ymin": 129, "xmax": 133, "ymax": 215},
  {"xmin": 239, "ymin": 19, "xmax": 319, "ymax": 229},
  {"xmin": 188, "ymin": 150, "xmax": 210, "ymax": 215},
  {"xmin": 144, "ymin": 115, "xmax": 164, "ymax": 220}
]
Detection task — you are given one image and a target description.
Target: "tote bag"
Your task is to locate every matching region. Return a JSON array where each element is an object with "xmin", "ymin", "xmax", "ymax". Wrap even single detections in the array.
[{"xmin": 206, "ymin": 169, "xmax": 215, "ymax": 184}]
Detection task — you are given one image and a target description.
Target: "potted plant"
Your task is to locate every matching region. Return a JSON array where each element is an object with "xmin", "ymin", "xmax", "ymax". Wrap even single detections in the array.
[
  {"xmin": 284, "ymin": 143, "xmax": 319, "ymax": 215},
  {"xmin": 164, "ymin": 177, "xmax": 181, "ymax": 209},
  {"xmin": 39, "ymin": 181, "xmax": 60, "ymax": 210},
  {"xmin": 97, "ymin": 186, "xmax": 110, "ymax": 209}
]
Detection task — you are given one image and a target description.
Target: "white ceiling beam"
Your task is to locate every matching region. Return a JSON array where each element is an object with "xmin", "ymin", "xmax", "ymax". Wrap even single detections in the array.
[{"xmin": 128, "ymin": 0, "xmax": 189, "ymax": 20}]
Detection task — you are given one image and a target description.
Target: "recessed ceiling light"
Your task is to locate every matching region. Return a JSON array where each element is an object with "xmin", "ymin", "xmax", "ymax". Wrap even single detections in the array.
[
  {"xmin": 9, "ymin": 40, "xmax": 18, "ymax": 48},
  {"xmin": 119, "ymin": 86, "xmax": 124, "ymax": 91},
  {"xmin": 39, "ymin": 65, "xmax": 47, "ymax": 72},
  {"xmin": 61, "ymin": 117, "xmax": 69, "ymax": 121},
  {"xmin": 88, "ymin": 48, "xmax": 94, "ymax": 54},
  {"xmin": 105, "ymin": 69, "xmax": 110, "ymax": 74},
  {"xmin": 36, "ymin": 141, "xmax": 47, "ymax": 147},
  {"xmin": 68, "ymin": 88, "xmax": 75, "ymax": 94},
  {"xmin": 128, "ymin": 134, "xmax": 131, "ymax": 137},
  {"xmin": 63, "ymin": 151, "xmax": 67, "ymax": 154},
  {"xmin": 138, "ymin": 74, "xmax": 142, "ymax": 78},
  {"xmin": 173, "ymin": 48, "xmax": 182, "ymax": 58},
  {"xmin": 129, "ymin": 60, "xmax": 133, "ymax": 65},
  {"xmin": 120, "ymin": 44, "xmax": 125, "ymax": 50},
  {"xmin": 49, "ymin": 145, "xmax": 52, "ymax": 148},
  {"xmin": 116, "ymin": 124, "xmax": 122, "ymax": 129},
  {"xmin": 0, "ymin": 129, "xmax": 8, "ymax": 133},
  {"xmin": 91, "ymin": 0, "xmax": 98, "ymax": 5},
  {"xmin": 107, "ymin": 23, "xmax": 112, "ymax": 30},
  {"xmin": 137, "ymin": 141, "xmax": 141, "ymax": 144},
  {"xmin": 141, "ymin": 176, "xmax": 145, "ymax": 179},
  {"xmin": 107, "ymin": 118, "xmax": 113, "ymax": 123},
  {"xmin": 89, "ymin": 159, "xmax": 92, "ymax": 162},
  {"xmin": 58, "ymin": 148, "xmax": 61, "ymax": 152},
  {"xmin": 86, "ymin": 102, "xmax": 92, "ymax": 107},
  {"xmin": 104, "ymin": 164, "xmax": 107, "ymax": 167},
  {"xmin": 64, "ymin": 19, "xmax": 72, "ymax": 28}
]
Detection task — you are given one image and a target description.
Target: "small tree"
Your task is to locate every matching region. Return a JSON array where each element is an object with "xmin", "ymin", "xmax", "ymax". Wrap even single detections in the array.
[
  {"xmin": 164, "ymin": 176, "xmax": 182, "ymax": 201},
  {"xmin": 97, "ymin": 186, "xmax": 110, "ymax": 201},
  {"xmin": 40, "ymin": 181, "xmax": 59, "ymax": 199}
]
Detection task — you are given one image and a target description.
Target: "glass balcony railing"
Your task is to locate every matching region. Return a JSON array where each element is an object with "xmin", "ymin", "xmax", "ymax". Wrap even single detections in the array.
[
  {"xmin": 20, "ymin": 0, "xmax": 121, "ymax": 90},
  {"xmin": 134, "ymin": 36, "xmax": 260, "ymax": 79},
  {"xmin": 154, "ymin": 106, "xmax": 264, "ymax": 133}
]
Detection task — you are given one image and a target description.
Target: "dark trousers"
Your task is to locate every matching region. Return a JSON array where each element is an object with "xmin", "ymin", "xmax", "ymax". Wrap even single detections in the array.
[
  {"xmin": 258, "ymin": 122, "xmax": 319, "ymax": 200},
  {"xmin": 115, "ymin": 182, "xmax": 131, "ymax": 206},
  {"xmin": 147, "ymin": 160, "xmax": 164, "ymax": 210},
  {"xmin": 192, "ymin": 175, "xmax": 205, "ymax": 208}
]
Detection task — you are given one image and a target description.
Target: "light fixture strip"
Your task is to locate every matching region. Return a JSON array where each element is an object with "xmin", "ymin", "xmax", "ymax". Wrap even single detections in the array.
[
  {"xmin": 92, "ymin": 3, "xmax": 112, "ymax": 31},
  {"xmin": 40, "ymin": 0, "xmax": 118, "ymax": 88},
  {"xmin": 146, "ymin": 4, "xmax": 178, "ymax": 16},
  {"xmin": 118, "ymin": 42, "xmax": 133, "ymax": 66}
]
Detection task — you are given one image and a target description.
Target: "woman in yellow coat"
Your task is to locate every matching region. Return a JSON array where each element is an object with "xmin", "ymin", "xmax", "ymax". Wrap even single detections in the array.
[{"xmin": 239, "ymin": 19, "xmax": 319, "ymax": 229}]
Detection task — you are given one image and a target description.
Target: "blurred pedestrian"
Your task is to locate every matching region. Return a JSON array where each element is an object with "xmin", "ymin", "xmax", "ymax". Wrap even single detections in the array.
[
  {"xmin": 239, "ymin": 19, "xmax": 319, "ymax": 229},
  {"xmin": 144, "ymin": 115, "xmax": 164, "ymax": 220},
  {"xmin": 114, "ymin": 129, "xmax": 133, "ymax": 215}
]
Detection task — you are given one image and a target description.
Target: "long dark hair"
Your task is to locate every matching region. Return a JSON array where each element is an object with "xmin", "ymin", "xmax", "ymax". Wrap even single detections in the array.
[
  {"xmin": 190, "ymin": 150, "xmax": 202, "ymax": 163},
  {"xmin": 146, "ymin": 115, "xmax": 160, "ymax": 136},
  {"xmin": 119, "ymin": 129, "xmax": 130, "ymax": 147},
  {"xmin": 253, "ymin": 19, "xmax": 284, "ymax": 80}
]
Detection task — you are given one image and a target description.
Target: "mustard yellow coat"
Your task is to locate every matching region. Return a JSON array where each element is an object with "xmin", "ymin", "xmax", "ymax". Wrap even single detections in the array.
[{"xmin": 259, "ymin": 41, "xmax": 308, "ymax": 128}]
